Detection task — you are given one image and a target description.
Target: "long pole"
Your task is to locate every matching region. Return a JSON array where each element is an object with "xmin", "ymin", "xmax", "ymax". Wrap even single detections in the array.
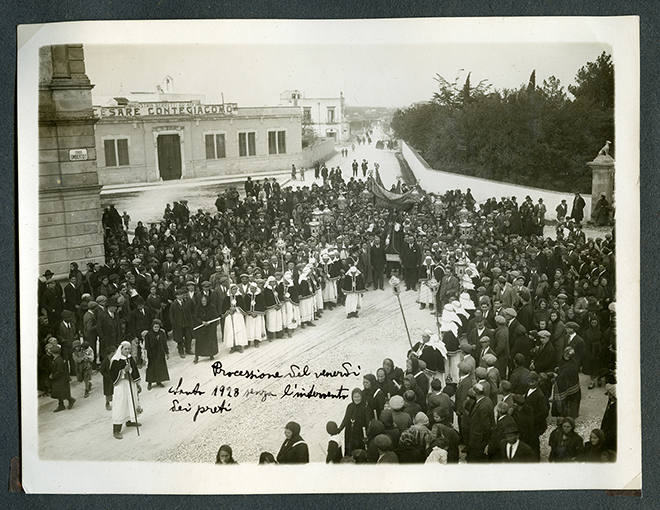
[
  {"xmin": 127, "ymin": 368, "xmax": 140, "ymax": 437},
  {"xmin": 395, "ymin": 293, "xmax": 414, "ymax": 351}
]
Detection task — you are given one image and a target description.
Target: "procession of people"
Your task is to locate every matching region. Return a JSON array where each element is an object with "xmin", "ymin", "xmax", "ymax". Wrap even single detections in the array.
[{"xmin": 37, "ymin": 142, "xmax": 616, "ymax": 461}]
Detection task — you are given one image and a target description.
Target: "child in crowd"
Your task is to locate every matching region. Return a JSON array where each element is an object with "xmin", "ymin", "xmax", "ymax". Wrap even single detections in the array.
[
  {"xmin": 325, "ymin": 421, "xmax": 343, "ymax": 464},
  {"xmin": 72, "ymin": 340, "xmax": 95, "ymax": 397}
]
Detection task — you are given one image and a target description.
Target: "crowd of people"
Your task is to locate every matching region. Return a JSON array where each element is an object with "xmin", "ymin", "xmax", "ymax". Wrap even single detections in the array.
[{"xmin": 37, "ymin": 152, "xmax": 617, "ymax": 462}]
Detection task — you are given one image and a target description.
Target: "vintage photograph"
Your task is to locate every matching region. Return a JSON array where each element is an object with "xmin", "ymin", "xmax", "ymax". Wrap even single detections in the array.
[{"xmin": 18, "ymin": 18, "xmax": 640, "ymax": 493}]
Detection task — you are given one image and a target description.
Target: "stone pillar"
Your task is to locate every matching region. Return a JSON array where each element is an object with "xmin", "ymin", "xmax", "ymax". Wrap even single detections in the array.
[
  {"xmin": 587, "ymin": 154, "xmax": 615, "ymax": 219},
  {"xmin": 39, "ymin": 44, "xmax": 104, "ymax": 279}
]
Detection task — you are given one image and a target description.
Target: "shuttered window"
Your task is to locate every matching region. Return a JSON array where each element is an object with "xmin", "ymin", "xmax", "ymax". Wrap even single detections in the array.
[
  {"xmin": 205, "ymin": 133, "xmax": 226, "ymax": 159},
  {"xmin": 239, "ymin": 132, "xmax": 256, "ymax": 157},
  {"xmin": 268, "ymin": 130, "xmax": 287, "ymax": 154},
  {"xmin": 104, "ymin": 138, "xmax": 129, "ymax": 167}
]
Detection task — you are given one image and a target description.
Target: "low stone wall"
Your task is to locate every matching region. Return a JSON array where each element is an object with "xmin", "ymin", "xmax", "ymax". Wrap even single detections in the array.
[
  {"xmin": 401, "ymin": 141, "xmax": 592, "ymax": 222},
  {"xmin": 302, "ymin": 138, "xmax": 336, "ymax": 168}
]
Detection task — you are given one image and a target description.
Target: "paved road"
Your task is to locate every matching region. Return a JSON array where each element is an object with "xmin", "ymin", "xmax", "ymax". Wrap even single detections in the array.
[{"xmin": 38, "ymin": 281, "xmax": 608, "ymax": 464}]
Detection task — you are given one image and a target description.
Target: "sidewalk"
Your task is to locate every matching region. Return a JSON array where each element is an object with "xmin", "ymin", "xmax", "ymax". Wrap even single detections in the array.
[{"xmin": 101, "ymin": 169, "xmax": 292, "ymax": 195}]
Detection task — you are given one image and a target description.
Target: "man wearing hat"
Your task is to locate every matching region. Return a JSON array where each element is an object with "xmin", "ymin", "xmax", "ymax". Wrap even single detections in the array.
[
  {"xmin": 195, "ymin": 280, "xmax": 217, "ymax": 309},
  {"xmin": 467, "ymin": 383, "xmax": 494, "ymax": 463},
  {"xmin": 82, "ymin": 300, "xmax": 99, "ymax": 365},
  {"xmin": 509, "ymin": 353, "xmax": 531, "ymax": 395},
  {"xmin": 162, "ymin": 253, "xmax": 177, "ymax": 277},
  {"xmin": 493, "ymin": 315, "xmax": 510, "ymax": 378},
  {"xmin": 438, "ymin": 264, "xmax": 460, "ymax": 309},
  {"xmin": 565, "ymin": 321, "xmax": 586, "ymax": 371},
  {"xmin": 128, "ymin": 296, "xmax": 153, "ymax": 367},
  {"xmin": 500, "ymin": 275, "xmax": 519, "ymax": 310},
  {"xmin": 556, "ymin": 199, "xmax": 568, "ymax": 222},
  {"xmin": 524, "ymin": 371, "xmax": 549, "ymax": 460},
  {"xmin": 63, "ymin": 275, "xmax": 82, "ymax": 331},
  {"xmin": 399, "ymin": 234, "xmax": 420, "ymax": 292},
  {"xmin": 504, "ymin": 307, "xmax": 530, "ymax": 371},
  {"xmin": 374, "ymin": 434, "xmax": 398, "ymax": 464},
  {"xmin": 42, "ymin": 279, "xmax": 64, "ymax": 335},
  {"xmin": 49, "ymin": 345, "xmax": 76, "ymax": 412},
  {"xmin": 497, "ymin": 423, "xmax": 537, "ymax": 462},
  {"xmin": 454, "ymin": 361, "xmax": 474, "ymax": 441},
  {"xmin": 59, "ymin": 310, "xmax": 78, "ymax": 376},
  {"xmin": 97, "ymin": 296, "xmax": 121, "ymax": 362},
  {"xmin": 238, "ymin": 273, "xmax": 251, "ymax": 296},
  {"xmin": 169, "ymin": 287, "xmax": 194, "ymax": 358}
]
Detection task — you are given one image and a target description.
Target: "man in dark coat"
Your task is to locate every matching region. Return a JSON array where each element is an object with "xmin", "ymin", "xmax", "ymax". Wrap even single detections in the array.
[
  {"xmin": 438, "ymin": 265, "xmax": 460, "ymax": 308},
  {"xmin": 524, "ymin": 372, "xmax": 549, "ymax": 460},
  {"xmin": 97, "ymin": 296, "xmax": 121, "ymax": 360},
  {"xmin": 399, "ymin": 234, "xmax": 420, "ymax": 291},
  {"xmin": 493, "ymin": 315, "xmax": 510, "ymax": 378},
  {"xmin": 467, "ymin": 383, "xmax": 494, "ymax": 463},
  {"xmin": 58, "ymin": 310, "xmax": 78, "ymax": 375},
  {"xmin": 497, "ymin": 423, "xmax": 537, "ymax": 462},
  {"xmin": 49, "ymin": 345, "xmax": 75, "ymax": 412},
  {"xmin": 370, "ymin": 237, "xmax": 386, "ymax": 290},
  {"xmin": 169, "ymin": 288, "xmax": 194, "ymax": 357},
  {"xmin": 42, "ymin": 279, "xmax": 64, "ymax": 335},
  {"xmin": 128, "ymin": 296, "xmax": 153, "ymax": 366},
  {"xmin": 570, "ymin": 192, "xmax": 586, "ymax": 223},
  {"xmin": 505, "ymin": 308, "xmax": 530, "ymax": 371},
  {"xmin": 565, "ymin": 321, "xmax": 586, "ymax": 372},
  {"xmin": 509, "ymin": 353, "xmax": 531, "ymax": 395}
]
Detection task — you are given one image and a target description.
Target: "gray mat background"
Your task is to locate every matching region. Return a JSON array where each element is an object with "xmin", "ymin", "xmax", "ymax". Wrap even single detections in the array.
[{"xmin": 4, "ymin": 1, "xmax": 657, "ymax": 508}]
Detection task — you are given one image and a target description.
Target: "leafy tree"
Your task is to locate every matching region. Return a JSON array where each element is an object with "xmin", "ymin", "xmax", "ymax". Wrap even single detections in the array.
[
  {"xmin": 391, "ymin": 54, "xmax": 614, "ymax": 193},
  {"xmin": 568, "ymin": 51, "xmax": 614, "ymax": 109}
]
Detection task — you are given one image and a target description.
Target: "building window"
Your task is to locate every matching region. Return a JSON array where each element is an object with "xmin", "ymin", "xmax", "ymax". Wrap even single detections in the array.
[
  {"xmin": 303, "ymin": 107, "xmax": 312, "ymax": 123},
  {"xmin": 104, "ymin": 138, "xmax": 129, "ymax": 166},
  {"xmin": 268, "ymin": 130, "xmax": 287, "ymax": 155},
  {"xmin": 327, "ymin": 107, "xmax": 335, "ymax": 124},
  {"xmin": 238, "ymin": 132, "xmax": 256, "ymax": 157},
  {"xmin": 205, "ymin": 133, "xmax": 226, "ymax": 159}
]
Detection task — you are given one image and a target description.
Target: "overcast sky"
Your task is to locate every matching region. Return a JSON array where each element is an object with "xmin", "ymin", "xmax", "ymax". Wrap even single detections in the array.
[{"xmin": 84, "ymin": 41, "xmax": 610, "ymax": 109}]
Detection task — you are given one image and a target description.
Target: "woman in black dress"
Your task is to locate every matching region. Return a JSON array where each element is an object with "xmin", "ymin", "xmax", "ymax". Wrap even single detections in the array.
[
  {"xmin": 193, "ymin": 295, "xmax": 219, "ymax": 364},
  {"xmin": 338, "ymin": 388, "xmax": 373, "ymax": 456},
  {"xmin": 144, "ymin": 319, "xmax": 169, "ymax": 390},
  {"xmin": 363, "ymin": 373, "xmax": 385, "ymax": 420},
  {"xmin": 276, "ymin": 422, "xmax": 309, "ymax": 464},
  {"xmin": 548, "ymin": 416, "xmax": 583, "ymax": 462},
  {"xmin": 550, "ymin": 347, "xmax": 581, "ymax": 418}
]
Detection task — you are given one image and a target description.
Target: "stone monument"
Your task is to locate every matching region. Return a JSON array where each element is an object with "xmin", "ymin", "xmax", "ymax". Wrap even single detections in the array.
[
  {"xmin": 39, "ymin": 44, "xmax": 104, "ymax": 278},
  {"xmin": 587, "ymin": 142, "xmax": 615, "ymax": 219}
]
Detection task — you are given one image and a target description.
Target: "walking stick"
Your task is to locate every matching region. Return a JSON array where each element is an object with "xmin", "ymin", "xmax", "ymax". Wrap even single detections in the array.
[
  {"xmin": 389, "ymin": 276, "xmax": 414, "ymax": 351},
  {"xmin": 127, "ymin": 366, "xmax": 140, "ymax": 437},
  {"xmin": 230, "ymin": 312, "xmax": 236, "ymax": 349}
]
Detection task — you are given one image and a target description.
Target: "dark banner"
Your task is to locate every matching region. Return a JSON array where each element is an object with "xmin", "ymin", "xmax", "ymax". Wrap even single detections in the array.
[{"xmin": 367, "ymin": 173, "xmax": 419, "ymax": 211}]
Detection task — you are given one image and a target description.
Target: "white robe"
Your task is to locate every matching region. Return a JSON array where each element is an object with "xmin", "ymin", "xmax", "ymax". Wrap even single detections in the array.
[{"xmin": 223, "ymin": 310, "xmax": 248, "ymax": 347}]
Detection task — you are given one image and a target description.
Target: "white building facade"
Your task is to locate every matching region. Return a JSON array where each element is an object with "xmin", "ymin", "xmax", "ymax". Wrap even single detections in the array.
[{"xmin": 279, "ymin": 90, "xmax": 350, "ymax": 143}]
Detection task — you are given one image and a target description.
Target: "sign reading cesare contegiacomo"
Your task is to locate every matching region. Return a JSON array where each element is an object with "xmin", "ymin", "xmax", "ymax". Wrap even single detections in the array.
[{"xmin": 94, "ymin": 101, "xmax": 239, "ymax": 118}]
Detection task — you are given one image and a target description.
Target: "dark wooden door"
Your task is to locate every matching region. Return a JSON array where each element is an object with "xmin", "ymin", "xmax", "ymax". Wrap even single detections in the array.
[{"xmin": 157, "ymin": 134, "xmax": 182, "ymax": 180}]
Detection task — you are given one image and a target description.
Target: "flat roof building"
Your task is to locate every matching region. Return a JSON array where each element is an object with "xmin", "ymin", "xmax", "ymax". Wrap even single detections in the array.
[
  {"xmin": 279, "ymin": 90, "xmax": 350, "ymax": 143},
  {"xmin": 93, "ymin": 87, "xmax": 303, "ymax": 186}
]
